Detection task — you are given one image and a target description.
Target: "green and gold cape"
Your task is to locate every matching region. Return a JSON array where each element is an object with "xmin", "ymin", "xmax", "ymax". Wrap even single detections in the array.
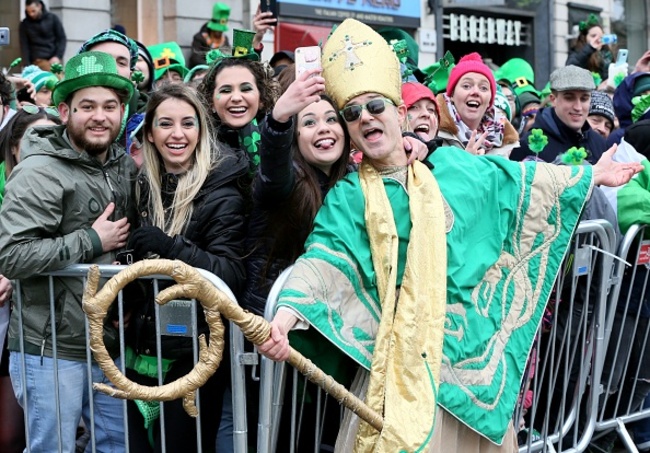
[{"xmin": 277, "ymin": 146, "xmax": 592, "ymax": 448}]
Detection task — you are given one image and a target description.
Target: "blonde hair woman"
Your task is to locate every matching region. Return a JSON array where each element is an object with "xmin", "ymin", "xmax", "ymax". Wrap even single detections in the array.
[{"xmin": 126, "ymin": 83, "xmax": 247, "ymax": 451}]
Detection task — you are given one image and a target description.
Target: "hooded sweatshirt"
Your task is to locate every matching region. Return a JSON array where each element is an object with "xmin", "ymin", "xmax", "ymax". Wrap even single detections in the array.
[
  {"xmin": 0, "ymin": 124, "xmax": 137, "ymax": 361},
  {"xmin": 606, "ymin": 72, "xmax": 650, "ymax": 147},
  {"xmin": 511, "ymin": 107, "xmax": 606, "ymax": 164}
]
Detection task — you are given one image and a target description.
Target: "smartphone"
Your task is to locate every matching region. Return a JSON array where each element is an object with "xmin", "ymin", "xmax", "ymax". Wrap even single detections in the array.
[
  {"xmin": 16, "ymin": 87, "xmax": 34, "ymax": 103},
  {"xmin": 295, "ymin": 46, "xmax": 322, "ymax": 79},
  {"xmin": 260, "ymin": 0, "xmax": 278, "ymax": 18},
  {"xmin": 616, "ymin": 49, "xmax": 628, "ymax": 66},
  {"xmin": 0, "ymin": 27, "xmax": 9, "ymax": 46}
]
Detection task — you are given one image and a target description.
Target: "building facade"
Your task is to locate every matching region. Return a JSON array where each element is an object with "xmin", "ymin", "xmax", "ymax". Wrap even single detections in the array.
[{"xmin": 1, "ymin": 0, "xmax": 649, "ymax": 90}]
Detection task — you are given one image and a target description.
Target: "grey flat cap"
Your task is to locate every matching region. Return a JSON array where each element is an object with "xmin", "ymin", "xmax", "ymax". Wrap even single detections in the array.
[{"xmin": 550, "ymin": 65, "xmax": 596, "ymax": 92}]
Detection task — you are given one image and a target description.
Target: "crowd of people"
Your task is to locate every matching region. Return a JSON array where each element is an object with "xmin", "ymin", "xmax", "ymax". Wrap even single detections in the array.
[{"xmin": 1, "ymin": 1, "xmax": 650, "ymax": 452}]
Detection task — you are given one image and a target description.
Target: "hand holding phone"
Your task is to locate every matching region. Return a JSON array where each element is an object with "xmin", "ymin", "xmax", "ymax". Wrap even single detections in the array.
[
  {"xmin": 17, "ymin": 87, "xmax": 34, "ymax": 104},
  {"xmin": 295, "ymin": 46, "xmax": 322, "ymax": 79},
  {"xmin": 260, "ymin": 0, "xmax": 278, "ymax": 18}
]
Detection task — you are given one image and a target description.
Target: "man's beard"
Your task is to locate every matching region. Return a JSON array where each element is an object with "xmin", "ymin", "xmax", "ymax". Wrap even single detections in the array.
[{"xmin": 67, "ymin": 120, "xmax": 121, "ymax": 156}]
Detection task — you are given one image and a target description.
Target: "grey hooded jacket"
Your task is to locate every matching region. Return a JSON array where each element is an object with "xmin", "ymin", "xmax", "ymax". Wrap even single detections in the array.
[{"xmin": 0, "ymin": 124, "xmax": 137, "ymax": 361}]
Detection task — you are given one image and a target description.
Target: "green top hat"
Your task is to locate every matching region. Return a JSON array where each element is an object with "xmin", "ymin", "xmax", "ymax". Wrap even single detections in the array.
[
  {"xmin": 231, "ymin": 29, "xmax": 258, "ymax": 60},
  {"xmin": 494, "ymin": 58, "xmax": 538, "ymax": 97},
  {"xmin": 203, "ymin": 30, "xmax": 259, "ymax": 69},
  {"xmin": 207, "ymin": 2, "xmax": 230, "ymax": 32},
  {"xmin": 147, "ymin": 42, "xmax": 190, "ymax": 81},
  {"xmin": 52, "ymin": 51, "xmax": 135, "ymax": 106}
]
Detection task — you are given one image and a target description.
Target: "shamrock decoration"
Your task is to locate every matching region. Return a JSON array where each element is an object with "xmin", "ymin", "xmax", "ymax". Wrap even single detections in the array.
[
  {"xmin": 579, "ymin": 13, "xmax": 600, "ymax": 33},
  {"xmin": 131, "ymin": 71, "xmax": 144, "ymax": 83},
  {"xmin": 242, "ymin": 132, "xmax": 261, "ymax": 157},
  {"xmin": 206, "ymin": 49, "xmax": 226, "ymax": 65},
  {"xmin": 239, "ymin": 118, "xmax": 262, "ymax": 171},
  {"xmin": 527, "ymin": 128, "xmax": 548, "ymax": 154},
  {"xmin": 77, "ymin": 55, "xmax": 103, "ymax": 75},
  {"xmin": 560, "ymin": 146, "xmax": 588, "ymax": 165},
  {"xmin": 50, "ymin": 62, "xmax": 63, "ymax": 74},
  {"xmin": 391, "ymin": 39, "xmax": 409, "ymax": 63}
]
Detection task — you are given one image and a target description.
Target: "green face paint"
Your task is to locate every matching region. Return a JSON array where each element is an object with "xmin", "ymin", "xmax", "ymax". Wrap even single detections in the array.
[
  {"xmin": 407, "ymin": 113, "xmax": 412, "ymax": 121},
  {"xmin": 215, "ymin": 94, "xmax": 221, "ymax": 100},
  {"xmin": 153, "ymin": 117, "xmax": 160, "ymax": 128},
  {"xmin": 73, "ymin": 108, "xmax": 78, "ymax": 113}
]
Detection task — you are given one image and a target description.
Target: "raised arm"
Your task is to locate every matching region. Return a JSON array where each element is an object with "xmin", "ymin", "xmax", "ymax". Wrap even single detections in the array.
[{"xmin": 253, "ymin": 69, "xmax": 325, "ymax": 205}]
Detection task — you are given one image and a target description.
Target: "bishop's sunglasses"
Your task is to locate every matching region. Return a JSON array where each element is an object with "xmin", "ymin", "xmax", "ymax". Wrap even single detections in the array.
[{"xmin": 339, "ymin": 98, "xmax": 395, "ymax": 123}]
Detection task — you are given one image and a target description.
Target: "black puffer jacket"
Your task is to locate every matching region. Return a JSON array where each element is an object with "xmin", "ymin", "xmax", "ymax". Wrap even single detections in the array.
[
  {"xmin": 19, "ymin": 4, "xmax": 66, "ymax": 62},
  {"xmin": 511, "ymin": 107, "xmax": 606, "ymax": 164},
  {"xmin": 242, "ymin": 114, "xmax": 337, "ymax": 316},
  {"xmin": 129, "ymin": 149, "xmax": 248, "ymax": 358},
  {"xmin": 566, "ymin": 44, "xmax": 612, "ymax": 82}
]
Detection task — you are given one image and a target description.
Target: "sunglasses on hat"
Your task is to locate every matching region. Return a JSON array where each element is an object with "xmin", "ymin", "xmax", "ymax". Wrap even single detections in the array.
[
  {"xmin": 340, "ymin": 98, "xmax": 395, "ymax": 123},
  {"xmin": 22, "ymin": 104, "xmax": 60, "ymax": 118}
]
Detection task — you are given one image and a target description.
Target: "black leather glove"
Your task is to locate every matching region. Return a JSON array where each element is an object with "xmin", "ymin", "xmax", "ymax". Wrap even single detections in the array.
[{"xmin": 128, "ymin": 226, "xmax": 174, "ymax": 260}]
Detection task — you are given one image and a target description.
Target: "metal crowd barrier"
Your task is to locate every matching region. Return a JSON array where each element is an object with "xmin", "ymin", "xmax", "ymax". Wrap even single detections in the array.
[
  {"xmin": 592, "ymin": 223, "xmax": 650, "ymax": 452},
  {"xmin": 9, "ymin": 263, "xmax": 251, "ymax": 453},
  {"xmin": 257, "ymin": 266, "xmax": 343, "ymax": 453},
  {"xmin": 516, "ymin": 219, "xmax": 617, "ymax": 452}
]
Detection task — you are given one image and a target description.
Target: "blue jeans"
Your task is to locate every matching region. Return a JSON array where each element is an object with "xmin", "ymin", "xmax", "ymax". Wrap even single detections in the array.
[
  {"xmin": 215, "ymin": 385, "xmax": 234, "ymax": 452},
  {"xmin": 9, "ymin": 352, "xmax": 125, "ymax": 453}
]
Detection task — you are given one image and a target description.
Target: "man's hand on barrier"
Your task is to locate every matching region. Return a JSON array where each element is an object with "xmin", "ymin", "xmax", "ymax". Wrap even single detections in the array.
[
  {"xmin": 593, "ymin": 144, "xmax": 644, "ymax": 187},
  {"xmin": 92, "ymin": 202, "xmax": 131, "ymax": 252},
  {"xmin": 0, "ymin": 274, "xmax": 12, "ymax": 307}
]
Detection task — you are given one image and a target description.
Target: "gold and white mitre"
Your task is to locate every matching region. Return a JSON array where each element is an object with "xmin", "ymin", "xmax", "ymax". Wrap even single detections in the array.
[{"xmin": 322, "ymin": 19, "xmax": 402, "ymax": 109}]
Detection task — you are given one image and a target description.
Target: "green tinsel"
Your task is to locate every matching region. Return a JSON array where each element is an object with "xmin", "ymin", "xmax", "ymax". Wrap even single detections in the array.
[{"xmin": 632, "ymin": 94, "xmax": 650, "ymax": 123}]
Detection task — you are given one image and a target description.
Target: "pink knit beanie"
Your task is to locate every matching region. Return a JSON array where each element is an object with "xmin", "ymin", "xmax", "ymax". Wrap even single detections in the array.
[{"xmin": 446, "ymin": 52, "xmax": 497, "ymax": 107}]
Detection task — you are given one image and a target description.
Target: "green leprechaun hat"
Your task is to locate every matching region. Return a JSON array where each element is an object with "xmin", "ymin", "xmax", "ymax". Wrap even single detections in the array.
[
  {"xmin": 494, "ymin": 58, "xmax": 539, "ymax": 97},
  {"xmin": 207, "ymin": 2, "xmax": 230, "ymax": 32},
  {"xmin": 52, "ymin": 51, "xmax": 135, "ymax": 106},
  {"xmin": 231, "ymin": 29, "xmax": 259, "ymax": 60},
  {"xmin": 147, "ymin": 42, "xmax": 189, "ymax": 81}
]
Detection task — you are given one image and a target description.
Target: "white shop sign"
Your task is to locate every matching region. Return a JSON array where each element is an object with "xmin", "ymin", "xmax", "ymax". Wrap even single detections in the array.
[{"xmin": 447, "ymin": 14, "xmax": 524, "ymax": 46}]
